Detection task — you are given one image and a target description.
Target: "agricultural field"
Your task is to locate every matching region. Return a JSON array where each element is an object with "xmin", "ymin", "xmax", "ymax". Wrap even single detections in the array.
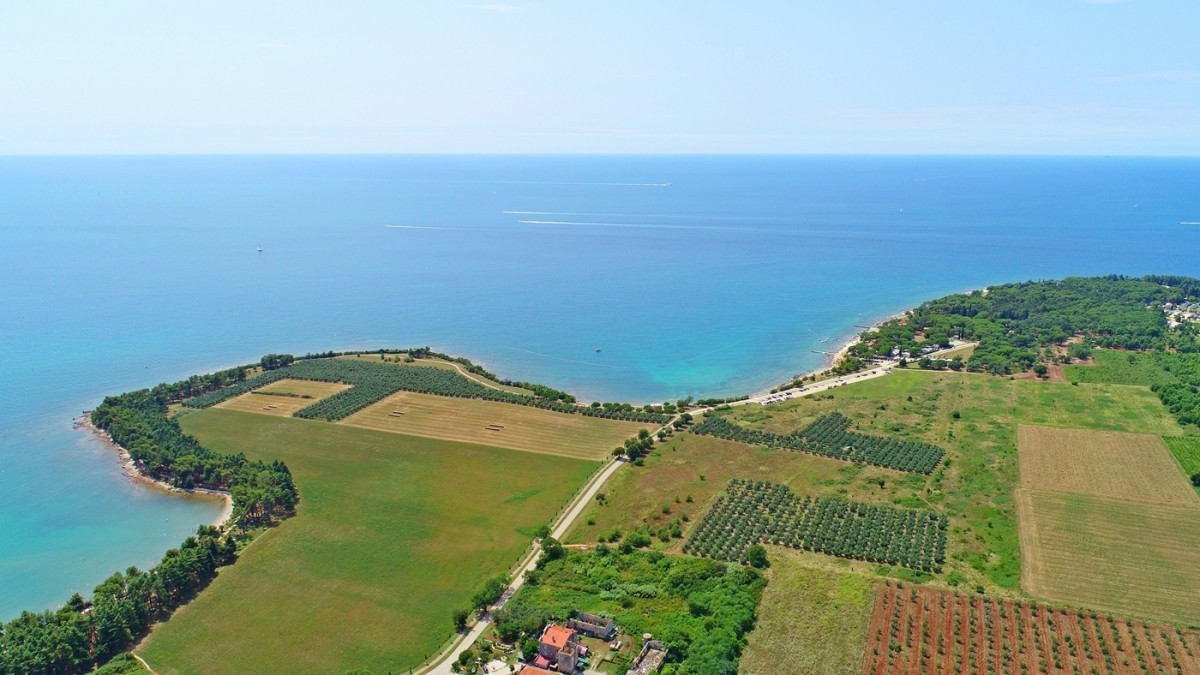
[
  {"xmin": 1017, "ymin": 425, "xmax": 1200, "ymax": 506},
  {"xmin": 739, "ymin": 554, "xmax": 875, "ymax": 675},
  {"xmin": 340, "ymin": 390, "xmax": 650, "ymax": 460},
  {"xmin": 574, "ymin": 370, "xmax": 1185, "ymax": 593},
  {"xmin": 1016, "ymin": 489, "xmax": 1200, "ymax": 627},
  {"xmin": 863, "ymin": 581, "xmax": 1200, "ymax": 675},
  {"xmin": 691, "ymin": 411, "xmax": 946, "ymax": 474},
  {"xmin": 214, "ymin": 378, "xmax": 350, "ymax": 417},
  {"xmin": 1165, "ymin": 436, "xmax": 1200, "ymax": 486},
  {"xmin": 184, "ymin": 357, "xmax": 670, "ymax": 424},
  {"xmin": 683, "ymin": 479, "xmax": 947, "ymax": 572},
  {"xmin": 137, "ymin": 409, "xmax": 598, "ymax": 674},
  {"xmin": 336, "ymin": 352, "xmax": 534, "ymax": 395}
]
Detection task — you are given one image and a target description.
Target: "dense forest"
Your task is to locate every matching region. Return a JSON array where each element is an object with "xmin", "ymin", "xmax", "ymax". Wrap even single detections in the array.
[
  {"xmin": 0, "ymin": 526, "xmax": 237, "ymax": 673},
  {"xmin": 830, "ymin": 275, "xmax": 1200, "ymax": 427}
]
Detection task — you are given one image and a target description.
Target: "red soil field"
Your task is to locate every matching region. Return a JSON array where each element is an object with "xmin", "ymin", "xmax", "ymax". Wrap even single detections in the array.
[{"xmin": 862, "ymin": 581, "xmax": 1200, "ymax": 675}]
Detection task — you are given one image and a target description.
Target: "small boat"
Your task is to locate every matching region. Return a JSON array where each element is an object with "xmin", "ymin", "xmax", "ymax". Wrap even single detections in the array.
[
  {"xmin": 257, "ymin": 245, "xmax": 263, "ymax": 253},
  {"xmin": 595, "ymin": 348, "xmax": 602, "ymax": 353}
]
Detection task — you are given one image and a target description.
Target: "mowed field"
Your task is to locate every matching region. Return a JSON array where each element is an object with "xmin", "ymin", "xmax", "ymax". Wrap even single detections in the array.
[
  {"xmin": 1018, "ymin": 425, "xmax": 1200, "ymax": 506},
  {"xmin": 1016, "ymin": 489, "xmax": 1200, "ymax": 626},
  {"xmin": 214, "ymin": 378, "xmax": 349, "ymax": 416},
  {"xmin": 138, "ymin": 409, "xmax": 598, "ymax": 674},
  {"xmin": 341, "ymin": 390, "xmax": 650, "ymax": 460},
  {"xmin": 739, "ymin": 551, "xmax": 875, "ymax": 675},
  {"xmin": 863, "ymin": 581, "xmax": 1200, "ymax": 675}
]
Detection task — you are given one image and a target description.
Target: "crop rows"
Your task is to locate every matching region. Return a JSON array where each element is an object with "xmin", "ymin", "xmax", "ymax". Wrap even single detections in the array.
[
  {"xmin": 183, "ymin": 358, "xmax": 671, "ymax": 424},
  {"xmin": 863, "ymin": 581, "xmax": 1200, "ymax": 675},
  {"xmin": 690, "ymin": 412, "xmax": 944, "ymax": 474},
  {"xmin": 683, "ymin": 479, "xmax": 947, "ymax": 572}
]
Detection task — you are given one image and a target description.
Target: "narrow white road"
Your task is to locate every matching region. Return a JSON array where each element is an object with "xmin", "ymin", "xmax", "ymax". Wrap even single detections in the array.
[{"xmin": 422, "ymin": 458, "xmax": 626, "ymax": 675}]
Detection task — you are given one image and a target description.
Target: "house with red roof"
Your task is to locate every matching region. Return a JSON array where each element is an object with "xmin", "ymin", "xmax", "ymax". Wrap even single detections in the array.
[{"xmin": 537, "ymin": 623, "xmax": 582, "ymax": 672}]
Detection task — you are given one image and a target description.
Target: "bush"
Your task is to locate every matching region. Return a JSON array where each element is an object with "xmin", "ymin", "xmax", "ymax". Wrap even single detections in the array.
[{"xmin": 744, "ymin": 545, "xmax": 769, "ymax": 569}]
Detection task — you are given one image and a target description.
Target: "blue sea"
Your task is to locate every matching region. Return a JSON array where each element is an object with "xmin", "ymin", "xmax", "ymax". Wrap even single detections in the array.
[{"xmin": 1, "ymin": 155, "xmax": 1198, "ymax": 618}]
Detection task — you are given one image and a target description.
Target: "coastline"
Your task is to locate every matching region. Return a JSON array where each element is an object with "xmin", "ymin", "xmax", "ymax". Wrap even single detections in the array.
[
  {"xmin": 824, "ymin": 309, "xmax": 908, "ymax": 370},
  {"xmin": 75, "ymin": 414, "xmax": 233, "ymax": 528}
]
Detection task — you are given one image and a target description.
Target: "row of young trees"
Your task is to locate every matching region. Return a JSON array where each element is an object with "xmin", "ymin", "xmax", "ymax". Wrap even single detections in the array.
[
  {"xmin": 683, "ymin": 479, "xmax": 947, "ymax": 572},
  {"xmin": 691, "ymin": 412, "xmax": 945, "ymax": 474},
  {"xmin": 0, "ymin": 526, "xmax": 237, "ymax": 673},
  {"xmin": 184, "ymin": 357, "xmax": 672, "ymax": 424}
]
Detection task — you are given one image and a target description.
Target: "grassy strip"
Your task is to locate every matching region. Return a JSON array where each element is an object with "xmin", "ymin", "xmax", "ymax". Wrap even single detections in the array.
[{"xmin": 739, "ymin": 555, "xmax": 874, "ymax": 675}]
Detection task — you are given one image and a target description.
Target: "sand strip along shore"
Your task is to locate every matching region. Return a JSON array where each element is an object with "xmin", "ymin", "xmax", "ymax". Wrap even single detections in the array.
[{"xmin": 75, "ymin": 414, "xmax": 233, "ymax": 528}]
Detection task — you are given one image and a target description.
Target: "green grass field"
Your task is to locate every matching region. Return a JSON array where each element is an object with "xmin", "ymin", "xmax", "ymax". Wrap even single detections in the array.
[
  {"xmin": 1064, "ymin": 349, "xmax": 1178, "ymax": 387},
  {"xmin": 572, "ymin": 370, "xmax": 1186, "ymax": 594},
  {"xmin": 738, "ymin": 551, "xmax": 874, "ymax": 675},
  {"xmin": 1166, "ymin": 436, "xmax": 1200, "ymax": 481},
  {"xmin": 138, "ymin": 409, "xmax": 598, "ymax": 674}
]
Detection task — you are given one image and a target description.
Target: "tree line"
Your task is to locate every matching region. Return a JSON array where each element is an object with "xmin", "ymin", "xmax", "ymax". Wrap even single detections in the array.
[
  {"xmin": 93, "ymin": 389, "xmax": 298, "ymax": 528},
  {"xmin": 0, "ymin": 526, "xmax": 237, "ymax": 673}
]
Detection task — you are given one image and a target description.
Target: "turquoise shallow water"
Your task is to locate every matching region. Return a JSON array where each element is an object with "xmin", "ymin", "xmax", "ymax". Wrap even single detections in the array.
[{"xmin": 1, "ymin": 155, "xmax": 1198, "ymax": 617}]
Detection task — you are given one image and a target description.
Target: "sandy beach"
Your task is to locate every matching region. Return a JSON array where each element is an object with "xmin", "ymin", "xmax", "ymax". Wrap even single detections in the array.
[{"xmin": 75, "ymin": 414, "xmax": 233, "ymax": 528}]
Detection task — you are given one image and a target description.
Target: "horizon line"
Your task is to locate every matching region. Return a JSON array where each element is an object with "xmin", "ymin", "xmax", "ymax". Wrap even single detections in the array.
[{"xmin": 2, "ymin": 151, "xmax": 1199, "ymax": 159}]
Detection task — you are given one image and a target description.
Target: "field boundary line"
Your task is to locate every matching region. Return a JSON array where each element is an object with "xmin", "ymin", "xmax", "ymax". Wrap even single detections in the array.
[{"xmin": 1013, "ymin": 488, "xmax": 1044, "ymax": 598}]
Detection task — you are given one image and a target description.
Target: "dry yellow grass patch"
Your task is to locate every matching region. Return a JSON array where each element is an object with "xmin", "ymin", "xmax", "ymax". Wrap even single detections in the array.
[
  {"xmin": 215, "ymin": 379, "xmax": 350, "ymax": 417},
  {"xmin": 339, "ymin": 391, "xmax": 649, "ymax": 461},
  {"xmin": 1016, "ymin": 488, "xmax": 1200, "ymax": 626},
  {"xmin": 1017, "ymin": 425, "xmax": 1199, "ymax": 506}
]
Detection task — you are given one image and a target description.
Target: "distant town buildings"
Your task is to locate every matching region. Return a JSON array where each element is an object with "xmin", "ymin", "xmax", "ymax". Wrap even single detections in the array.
[{"xmin": 1164, "ymin": 300, "xmax": 1200, "ymax": 327}]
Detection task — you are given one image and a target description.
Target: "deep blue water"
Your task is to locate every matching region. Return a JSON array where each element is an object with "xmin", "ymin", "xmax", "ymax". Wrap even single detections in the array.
[{"xmin": 1, "ymin": 155, "xmax": 1198, "ymax": 617}]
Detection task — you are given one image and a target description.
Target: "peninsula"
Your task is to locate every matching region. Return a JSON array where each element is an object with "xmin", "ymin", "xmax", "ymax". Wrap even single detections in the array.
[{"xmin": 3, "ymin": 274, "xmax": 1200, "ymax": 675}]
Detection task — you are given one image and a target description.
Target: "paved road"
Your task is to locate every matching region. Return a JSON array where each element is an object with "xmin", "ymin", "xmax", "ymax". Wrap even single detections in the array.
[
  {"xmin": 422, "ymin": 458, "xmax": 627, "ymax": 675},
  {"xmin": 690, "ymin": 343, "xmax": 976, "ymax": 416}
]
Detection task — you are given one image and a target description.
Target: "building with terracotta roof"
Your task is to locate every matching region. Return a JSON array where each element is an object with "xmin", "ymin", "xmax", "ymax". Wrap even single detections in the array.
[{"xmin": 538, "ymin": 624, "xmax": 580, "ymax": 672}]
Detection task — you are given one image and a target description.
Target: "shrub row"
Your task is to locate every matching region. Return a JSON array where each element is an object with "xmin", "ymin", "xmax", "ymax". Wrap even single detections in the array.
[{"xmin": 691, "ymin": 412, "xmax": 944, "ymax": 474}]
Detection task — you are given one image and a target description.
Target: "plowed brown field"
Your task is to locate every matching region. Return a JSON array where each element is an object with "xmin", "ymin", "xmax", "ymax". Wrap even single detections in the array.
[{"xmin": 863, "ymin": 581, "xmax": 1200, "ymax": 675}]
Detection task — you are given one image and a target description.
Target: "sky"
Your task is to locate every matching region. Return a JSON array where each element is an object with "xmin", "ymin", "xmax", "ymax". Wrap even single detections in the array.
[{"xmin": 1, "ymin": 1, "xmax": 1198, "ymax": 155}]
